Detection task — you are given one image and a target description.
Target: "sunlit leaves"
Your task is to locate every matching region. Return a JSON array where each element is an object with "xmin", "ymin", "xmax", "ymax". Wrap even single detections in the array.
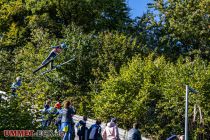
[{"xmin": 93, "ymin": 55, "xmax": 210, "ymax": 139}]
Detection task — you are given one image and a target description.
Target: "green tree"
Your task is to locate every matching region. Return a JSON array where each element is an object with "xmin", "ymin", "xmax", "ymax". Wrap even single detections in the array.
[
  {"xmin": 0, "ymin": 0, "xmax": 28, "ymax": 49},
  {"xmin": 0, "ymin": 98, "xmax": 37, "ymax": 131},
  {"xmin": 0, "ymin": 0, "xmax": 132, "ymax": 52},
  {"xmin": 92, "ymin": 55, "xmax": 210, "ymax": 139},
  {"xmin": 147, "ymin": 0, "xmax": 209, "ymax": 59},
  {"xmin": 0, "ymin": 51, "xmax": 15, "ymax": 92}
]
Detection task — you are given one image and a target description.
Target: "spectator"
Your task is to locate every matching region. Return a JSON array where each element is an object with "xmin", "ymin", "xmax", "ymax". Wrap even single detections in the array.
[
  {"xmin": 76, "ymin": 116, "xmax": 88, "ymax": 140},
  {"xmin": 54, "ymin": 102, "xmax": 62, "ymax": 133},
  {"xmin": 88, "ymin": 119, "xmax": 102, "ymax": 140},
  {"xmin": 41, "ymin": 99, "xmax": 51, "ymax": 128},
  {"xmin": 126, "ymin": 123, "xmax": 142, "ymax": 140},
  {"xmin": 10, "ymin": 76, "xmax": 22, "ymax": 97},
  {"xmin": 69, "ymin": 102, "xmax": 76, "ymax": 140},
  {"xmin": 177, "ymin": 135, "xmax": 184, "ymax": 140},
  {"xmin": 61, "ymin": 100, "xmax": 75, "ymax": 140},
  {"xmin": 102, "ymin": 118, "xmax": 120, "ymax": 140},
  {"xmin": 44, "ymin": 99, "xmax": 51, "ymax": 111}
]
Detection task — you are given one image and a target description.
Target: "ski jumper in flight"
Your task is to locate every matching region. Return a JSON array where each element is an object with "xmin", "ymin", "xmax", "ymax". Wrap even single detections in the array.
[{"xmin": 33, "ymin": 43, "xmax": 67, "ymax": 74}]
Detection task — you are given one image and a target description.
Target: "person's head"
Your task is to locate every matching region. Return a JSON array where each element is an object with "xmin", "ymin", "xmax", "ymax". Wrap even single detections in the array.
[
  {"xmin": 133, "ymin": 123, "xmax": 140, "ymax": 129},
  {"xmin": 83, "ymin": 116, "xmax": 87, "ymax": 121},
  {"xmin": 111, "ymin": 117, "xmax": 117, "ymax": 123},
  {"xmin": 16, "ymin": 77, "xmax": 21, "ymax": 82},
  {"xmin": 60, "ymin": 43, "xmax": 67, "ymax": 49},
  {"xmin": 177, "ymin": 135, "xmax": 184, "ymax": 140},
  {"xmin": 96, "ymin": 119, "xmax": 101, "ymax": 125},
  {"xmin": 64, "ymin": 100, "xmax": 71, "ymax": 109},
  {"xmin": 54, "ymin": 102, "xmax": 61, "ymax": 109},
  {"xmin": 46, "ymin": 99, "xmax": 51, "ymax": 105}
]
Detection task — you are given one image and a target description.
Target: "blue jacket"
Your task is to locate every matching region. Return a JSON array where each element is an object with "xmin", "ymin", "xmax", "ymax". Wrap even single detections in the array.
[
  {"xmin": 127, "ymin": 128, "xmax": 142, "ymax": 140},
  {"xmin": 61, "ymin": 107, "xmax": 75, "ymax": 123},
  {"xmin": 76, "ymin": 120, "xmax": 87, "ymax": 136},
  {"xmin": 11, "ymin": 80, "xmax": 22, "ymax": 89},
  {"xmin": 88, "ymin": 124, "xmax": 101, "ymax": 140}
]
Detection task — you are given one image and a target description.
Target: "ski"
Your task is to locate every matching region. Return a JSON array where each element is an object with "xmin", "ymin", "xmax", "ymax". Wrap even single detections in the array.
[{"xmin": 41, "ymin": 58, "xmax": 75, "ymax": 75}]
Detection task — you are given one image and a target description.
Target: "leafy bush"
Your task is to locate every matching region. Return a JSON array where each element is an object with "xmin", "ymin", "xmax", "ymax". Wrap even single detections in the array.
[
  {"xmin": 0, "ymin": 97, "xmax": 37, "ymax": 131},
  {"xmin": 93, "ymin": 55, "xmax": 210, "ymax": 139}
]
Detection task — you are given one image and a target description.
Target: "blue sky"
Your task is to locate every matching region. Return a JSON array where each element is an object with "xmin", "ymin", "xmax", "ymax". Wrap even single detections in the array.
[{"xmin": 127, "ymin": 0, "xmax": 153, "ymax": 18}]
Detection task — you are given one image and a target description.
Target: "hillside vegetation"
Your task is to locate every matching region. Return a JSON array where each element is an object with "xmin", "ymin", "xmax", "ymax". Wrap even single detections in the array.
[{"xmin": 0, "ymin": 0, "xmax": 209, "ymax": 139}]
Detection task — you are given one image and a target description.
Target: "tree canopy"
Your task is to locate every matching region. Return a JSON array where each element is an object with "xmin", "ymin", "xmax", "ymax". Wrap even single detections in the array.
[{"xmin": 0, "ymin": 0, "xmax": 209, "ymax": 139}]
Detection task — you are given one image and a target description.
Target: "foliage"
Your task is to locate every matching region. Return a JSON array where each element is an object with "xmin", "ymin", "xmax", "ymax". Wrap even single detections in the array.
[
  {"xmin": 134, "ymin": 0, "xmax": 210, "ymax": 60},
  {"xmin": 0, "ymin": 0, "xmax": 131, "ymax": 51},
  {"xmin": 0, "ymin": 50, "xmax": 15, "ymax": 92},
  {"xmin": 93, "ymin": 55, "xmax": 210, "ymax": 139},
  {"xmin": 0, "ymin": 0, "xmax": 209, "ymax": 139},
  {"xmin": 0, "ymin": 97, "xmax": 37, "ymax": 131},
  {"xmin": 12, "ymin": 25, "xmax": 144, "ymax": 115}
]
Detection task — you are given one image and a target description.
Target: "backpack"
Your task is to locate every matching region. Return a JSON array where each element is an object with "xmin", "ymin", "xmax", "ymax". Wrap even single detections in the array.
[
  {"xmin": 76, "ymin": 121, "xmax": 86, "ymax": 136},
  {"xmin": 48, "ymin": 107, "xmax": 58, "ymax": 119},
  {"xmin": 88, "ymin": 124, "xmax": 101, "ymax": 140},
  {"xmin": 55, "ymin": 110, "xmax": 62, "ymax": 126},
  {"xmin": 42, "ymin": 107, "xmax": 50, "ymax": 120}
]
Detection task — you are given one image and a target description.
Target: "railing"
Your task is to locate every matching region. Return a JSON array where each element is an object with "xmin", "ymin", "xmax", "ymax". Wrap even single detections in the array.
[{"xmin": 0, "ymin": 90, "xmax": 8, "ymax": 101}]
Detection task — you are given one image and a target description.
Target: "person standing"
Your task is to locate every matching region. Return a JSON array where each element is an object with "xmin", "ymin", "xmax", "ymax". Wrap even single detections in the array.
[
  {"xmin": 102, "ymin": 118, "xmax": 120, "ymax": 140},
  {"xmin": 126, "ymin": 123, "xmax": 142, "ymax": 140},
  {"xmin": 61, "ymin": 100, "xmax": 75, "ymax": 140},
  {"xmin": 69, "ymin": 102, "xmax": 76, "ymax": 140},
  {"xmin": 88, "ymin": 119, "xmax": 102, "ymax": 140},
  {"xmin": 10, "ymin": 77, "xmax": 22, "ymax": 96},
  {"xmin": 41, "ymin": 99, "xmax": 51, "ymax": 128},
  {"xmin": 54, "ymin": 102, "xmax": 62, "ymax": 132},
  {"xmin": 76, "ymin": 116, "xmax": 88, "ymax": 140}
]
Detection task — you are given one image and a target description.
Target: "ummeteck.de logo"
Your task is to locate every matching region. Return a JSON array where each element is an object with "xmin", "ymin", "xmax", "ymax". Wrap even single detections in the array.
[{"xmin": 3, "ymin": 130, "xmax": 60, "ymax": 137}]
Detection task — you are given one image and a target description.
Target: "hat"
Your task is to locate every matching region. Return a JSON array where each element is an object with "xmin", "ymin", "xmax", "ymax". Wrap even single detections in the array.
[
  {"xmin": 54, "ymin": 102, "xmax": 61, "ymax": 109},
  {"xmin": 111, "ymin": 117, "xmax": 117, "ymax": 123},
  {"xmin": 16, "ymin": 77, "xmax": 21, "ymax": 81},
  {"xmin": 60, "ymin": 43, "xmax": 67, "ymax": 49}
]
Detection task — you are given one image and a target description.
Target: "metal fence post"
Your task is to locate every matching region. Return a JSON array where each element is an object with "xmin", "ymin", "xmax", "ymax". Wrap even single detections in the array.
[{"xmin": 185, "ymin": 85, "xmax": 189, "ymax": 140}]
